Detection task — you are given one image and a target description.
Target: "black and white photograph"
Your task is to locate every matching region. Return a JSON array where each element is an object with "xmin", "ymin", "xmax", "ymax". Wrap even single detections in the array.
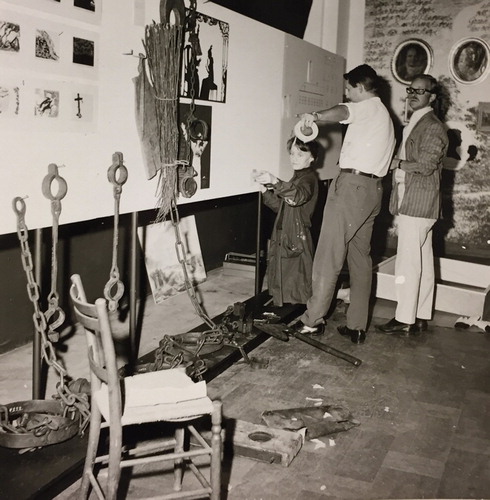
[
  {"xmin": 0, "ymin": 20, "xmax": 20, "ymax": 52},
  {"xmin": 450, "ymin": 37, "xmax": 489, "ymax": 84},
  {"xmin": 178, "ymin": 102, "xmax": 212, "ymax": 191},
  {"xmin": 1, "ymin": 1, "xmax": 490, "ymax": 499},
  {"xmin": 477, "ymin": 101, "xmax": 490, "ymax": 132},
  {"xmin": 72, "ymin": 36, "xmax": 94, "ymax": 66},
  {"xmin": 180, "ymin": 10, "xmax": 229, "ymax": 102},
  {"xmin": 35, "ymin": 28, "xmax": 60, "ymax": 61},
  {"xmin": 0, "ymin": 84, "xmax": 20, "ymax": 116},
  {"xmin": 74, "ymin": 0, "xmax": 95, "ymax": 12},
  {"xmin": 392, "ymin": 39, "xmax": 432, "ymax": 84},
  {"xmin": 34, "ymin": 87, "xmax": 59, "ymax": 117}
]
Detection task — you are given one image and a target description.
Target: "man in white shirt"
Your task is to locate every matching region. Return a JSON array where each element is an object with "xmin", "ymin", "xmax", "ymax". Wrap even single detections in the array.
[{"xmin": 286, "ymin": 64, "xmax": 395, "ymax": 344}]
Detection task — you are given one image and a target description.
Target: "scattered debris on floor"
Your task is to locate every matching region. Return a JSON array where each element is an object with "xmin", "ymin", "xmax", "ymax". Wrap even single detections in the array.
[
  {"xmin": 261, "ymin": 404, "xmax": 360, "ymax": 440},
  {"xmin": 454, "ymin": 315, "xmax": 490, "ymax": 333}
]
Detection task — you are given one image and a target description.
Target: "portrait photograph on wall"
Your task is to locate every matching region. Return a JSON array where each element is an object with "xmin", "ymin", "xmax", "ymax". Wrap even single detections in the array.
[
  {"xmin": 449, "ymin": 38, "xmax": 489, "ymax": 85},
  {"xmin": 392, "ymin": 39, "xmax": 432, "ymax": 84},
  {"xmin": 180, "ymin": 10, "xmax": 229, "ymax": 103}
]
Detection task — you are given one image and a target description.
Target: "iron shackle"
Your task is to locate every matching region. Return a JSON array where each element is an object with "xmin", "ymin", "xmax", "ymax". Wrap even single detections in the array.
[
  {"xmin": 42, "ymin": 164, "xmax": 68, "ymax": 202},
  {"xmin": 107, "ymin": 152, "xmax": 128, "ymax": 188}
]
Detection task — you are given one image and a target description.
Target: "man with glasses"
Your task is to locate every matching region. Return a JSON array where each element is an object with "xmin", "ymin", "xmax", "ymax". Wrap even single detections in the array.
[{"xmin": 376, "ymin": 74, "xmax": 448, "ymax": 336}]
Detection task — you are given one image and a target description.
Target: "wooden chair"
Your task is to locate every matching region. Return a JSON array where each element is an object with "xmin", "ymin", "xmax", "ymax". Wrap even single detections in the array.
[{"xmin": 69, "ymin": 274, "xmax": 222, "ymax": 500}]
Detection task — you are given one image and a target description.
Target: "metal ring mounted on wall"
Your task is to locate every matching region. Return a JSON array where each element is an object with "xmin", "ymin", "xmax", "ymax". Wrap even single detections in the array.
[
  {"xmin": 107, "ymin": 152, "xmax": 128, "ymax": 187},
  {"xmin": 12, "ymin": 197, "xmax": 27, "ymax": 218},
  {"xmin": 160, "ymin": 0, "xmax": 186, "ymax": 26},
  {"xmin": 41, "ymin": 164, "xmax": 68, "ymax": 201}
]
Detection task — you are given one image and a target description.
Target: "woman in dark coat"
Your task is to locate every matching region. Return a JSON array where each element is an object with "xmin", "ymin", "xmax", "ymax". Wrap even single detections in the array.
[{"xmin": 253, "ymin": 137, "xmax": 320, "ymax": 306}]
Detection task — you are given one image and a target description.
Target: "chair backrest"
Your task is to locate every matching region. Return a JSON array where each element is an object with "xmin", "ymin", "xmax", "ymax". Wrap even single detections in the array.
[{"xmin": 69, "ymin": 274, "xmax": 123, "ymax": 419}]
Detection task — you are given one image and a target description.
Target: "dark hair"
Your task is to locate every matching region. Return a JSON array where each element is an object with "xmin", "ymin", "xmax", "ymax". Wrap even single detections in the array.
[
  {"xmin": 343, "ymin": 64, "xmax": 380, "ymax": 93},
  {"xmin": 287, "ymin": 137, "xmax": 320, "ymax": 162}
]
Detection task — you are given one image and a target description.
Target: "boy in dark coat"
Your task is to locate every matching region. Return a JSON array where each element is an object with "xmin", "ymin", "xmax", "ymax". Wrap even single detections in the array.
[{"xmin": 253, "ymin": 137, "xmax": 320, "ymax": 306}]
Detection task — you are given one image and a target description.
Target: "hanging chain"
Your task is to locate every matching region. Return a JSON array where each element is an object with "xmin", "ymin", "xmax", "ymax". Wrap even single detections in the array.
[
  {"xmin": 188, "ymin": 0, "xmax": 198, "ymax": 121},
  {"xmin": 11, "ymin": 197, "xmax": 90, "ymax": 436},
  {"xmin": 184, "ymin": 0, "xmax": 199, "ymax": 162},
  {"xmin": 41, "ymin": 164, "xmax": 68, "ymax": 342},
  {"xmin": 169, "ymin": 194, "xmax": 217, "ymax": 331},
  {"xmin": 104, "ymin": 152, "xmax": 128, "ymax": 312}
]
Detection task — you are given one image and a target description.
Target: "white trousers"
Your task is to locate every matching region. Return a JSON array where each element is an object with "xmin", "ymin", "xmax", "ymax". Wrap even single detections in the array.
[{"xmin": 394, "ymin": 214, "xmax": 437, "ymax": 324}]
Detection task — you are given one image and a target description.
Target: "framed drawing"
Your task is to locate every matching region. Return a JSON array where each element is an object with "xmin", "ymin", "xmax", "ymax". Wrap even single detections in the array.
[
  {"xmin": 180, "ymin": 10, "xmax": 229, "ymax": 103},
  {"xmin": 477, "ymin": 102, "xmax": 490, "ymax": 132},
  {"xmin": 137, "ymin": 215, "xmax": 207, "ymax": 305},
  {"xmin": 392, "ymin": 39, "xmax": 433, "ymax": 85},
  {"xmin": 449, "ymin": 38, "xmax": 489, "ymax": 85}
]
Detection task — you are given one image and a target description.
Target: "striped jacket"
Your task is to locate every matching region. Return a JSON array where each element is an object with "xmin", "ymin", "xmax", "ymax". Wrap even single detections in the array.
[{"xmin": 389, "ymin": 111, "xmax": 448, "ymax": 219}]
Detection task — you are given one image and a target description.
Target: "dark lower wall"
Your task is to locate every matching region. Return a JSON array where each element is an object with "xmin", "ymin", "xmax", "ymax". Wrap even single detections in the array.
[
  {"xmin": 0, "ymin": 193, "xmax": 259, "ymax": 355},
  {"xmin": 3, "ymin": 185, "xmax": 486, "ymax": 356}
]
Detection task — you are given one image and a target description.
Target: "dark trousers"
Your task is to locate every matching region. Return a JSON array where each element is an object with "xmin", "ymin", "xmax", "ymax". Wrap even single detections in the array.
[{"xmin": 301, "ymin": 171, "xmax": 382, "ymax": 331}]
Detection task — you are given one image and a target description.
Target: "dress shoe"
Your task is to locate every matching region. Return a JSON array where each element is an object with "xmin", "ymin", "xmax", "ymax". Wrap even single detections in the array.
[
  {"xmin": 337, "ymin": 325, "xmax": 366, "ymax": 344},
  {"xmin": 415, "ymin": 318, "xmax": 428, "ymax": 331},
  {"xmin": 283, "ymin": 320, "xmax": 324, "ymax": 336},
  {"xmin": 375, "ymin": 317, "xmax": 420, "ymax": 336}
]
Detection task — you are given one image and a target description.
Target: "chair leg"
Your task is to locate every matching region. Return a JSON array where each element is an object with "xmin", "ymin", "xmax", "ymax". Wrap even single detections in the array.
[
  {"xmin": 80, "ymin": 407, "xmax": 102, "ymax": 499},
  {"xmin": 173, "ymin": 426, "xmax": 185, "ymax": 492},
  {"xmin": 106, "ymin": 420, "xmax": 123, "ymax": 500},
  {"xmin": 210, "ymin": 400, "xmax": 223, "ymax": 500}
]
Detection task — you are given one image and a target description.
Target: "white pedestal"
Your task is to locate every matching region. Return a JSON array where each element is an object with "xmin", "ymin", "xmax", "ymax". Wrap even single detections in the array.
[{"xmin": 374, "ymin": 256, "xmax": 490, "ymax": 317}]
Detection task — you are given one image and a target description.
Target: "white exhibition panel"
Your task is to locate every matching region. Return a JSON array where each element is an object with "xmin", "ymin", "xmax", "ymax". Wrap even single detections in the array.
[
  {"xmin": 280, "ymin": 34, "xmax": 345, "ymax": 181},
  {"xmin": 0, "ymin": 0, "xmax": 286, "ymax": 235}
]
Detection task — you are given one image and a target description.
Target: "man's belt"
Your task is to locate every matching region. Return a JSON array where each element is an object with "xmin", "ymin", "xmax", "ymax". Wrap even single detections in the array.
[{"xmin": 341, "ymin": 168, "xmax": 380, "ymax": 179}]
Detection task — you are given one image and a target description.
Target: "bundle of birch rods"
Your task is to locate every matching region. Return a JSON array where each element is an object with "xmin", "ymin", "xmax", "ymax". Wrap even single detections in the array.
[{"xmin": 143, "ymin": 19, "xmax": 183, "ymax": 221}]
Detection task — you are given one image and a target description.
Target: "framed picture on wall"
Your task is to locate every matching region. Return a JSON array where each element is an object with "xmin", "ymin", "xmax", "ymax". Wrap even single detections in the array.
[
  {"xmin": 477, "ymin": 102, "xmax": 490, "ymax": 132},
  {"xmin": 391, "ymin": 39, "xmax": 433, "ymax": 85},
  {"xmin": 449, "ymin": 38, "xmax": 489, "ymax": 85},
  {"xmin": 180, "ymin": 10, "xmax": 229, "ymax": 103}
]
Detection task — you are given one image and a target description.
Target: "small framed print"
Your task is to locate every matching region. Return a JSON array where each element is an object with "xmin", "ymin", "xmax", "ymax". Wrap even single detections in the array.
[
  {"xmin": 449, "ymin": 38, "xmax": 489, "ymax": 85},
  {"xmin": 392, "ymin": 39, "xmax": 433, "ymax": 85},
  {"xmin": 477, "ymin": 102, "xmax": 490, "ymax": 133}
]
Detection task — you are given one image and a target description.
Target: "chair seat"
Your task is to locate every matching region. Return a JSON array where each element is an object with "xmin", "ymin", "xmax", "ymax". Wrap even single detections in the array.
[{"xmin": 93, "ymin": 369, "xmax": 214, "ymax": 425}]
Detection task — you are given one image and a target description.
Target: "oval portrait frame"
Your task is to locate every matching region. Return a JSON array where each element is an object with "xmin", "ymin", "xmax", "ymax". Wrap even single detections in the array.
[
  {"xmin": 391, "ymin": 39, "xmax": 433, "ymax": 85},
  {"xmin": 449, "ymin": 37, "xmax": 489, "ymax": 85}
]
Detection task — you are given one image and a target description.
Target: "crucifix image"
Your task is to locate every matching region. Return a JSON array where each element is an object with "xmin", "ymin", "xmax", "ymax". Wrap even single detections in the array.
[{"xmin": 74, "ymin": 93, "xmax": 83, "ymax": 118}]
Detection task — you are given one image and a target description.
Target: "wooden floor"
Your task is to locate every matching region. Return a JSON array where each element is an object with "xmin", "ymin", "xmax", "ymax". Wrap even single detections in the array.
[
  {"xmin": 2, "ymin": 268, "xmax": 489, "ymax": 499},
  {"xmin": 205, "ymin": 306, "xmax": 490, "ymax": 500},
  {"xmin": 54, "ymin": 295, "xmax": 490, "ymax": 499}
]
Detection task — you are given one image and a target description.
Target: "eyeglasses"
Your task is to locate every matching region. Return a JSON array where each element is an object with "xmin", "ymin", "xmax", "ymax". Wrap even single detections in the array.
[{"xmin": 406, "ymin": 87, "xmax": 432, "ymax": 95}]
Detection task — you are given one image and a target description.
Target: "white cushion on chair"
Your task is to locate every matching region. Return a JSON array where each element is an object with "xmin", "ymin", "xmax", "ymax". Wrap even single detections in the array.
[{"xmin": 94, "ymin": 368, "xmax": 213, "ymax": 425}]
